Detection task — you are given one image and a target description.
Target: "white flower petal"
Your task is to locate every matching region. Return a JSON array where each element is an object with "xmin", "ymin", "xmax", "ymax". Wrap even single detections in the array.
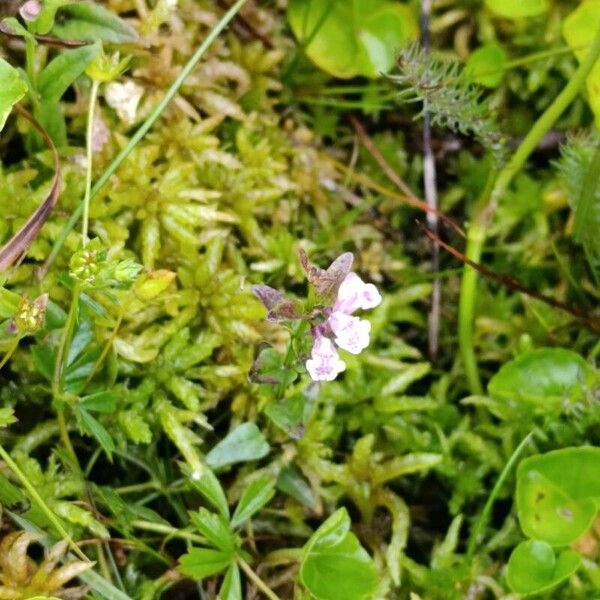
[
  {"xmin": 328, "ymin": 311, "xmax": 371, "ymax": 355},
  {"xmin": 335, "ymin": 272, "xmax": 382, "ymax": 314},
  {"xmin": 305, "ymin": 335, "xmax": 346, "ymax": 381},
  {"xmin": 105, "ymin": 81, "xmax": 144, "ymax": 125}
]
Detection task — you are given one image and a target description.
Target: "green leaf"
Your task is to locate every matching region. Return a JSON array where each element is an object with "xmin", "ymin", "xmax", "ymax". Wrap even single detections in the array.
[
  {"xmin": 29, "ymin": 0, "xmax": 69, "ymax": 34},
  {"xmin": 484, "ymin": 0, "xmax": 548, "ymax": 19},
  {"xmin": 516, "ymin": 446, "xmax": 600, "ymax": 545},
  {"xmin": 287, "ymin": 0, "xmax": 418, "ymax": 79},
  {"xmin": 487, "ymin": 348, "xmax": 596, "ymax": 405},
  {"xmin": 276, "ymin": 465, "xmax": 317, "ymax": 509},
  {"xmin": 53, "ymin": 2, "xmax": 138, "ymax": 43},
  {"xmin": 265, "ymin": 393, "xmax": 312, "ymax": 439},
  {"xmin": 250, "ymin": 347, "xmax": 297, "ymax": 386},
  {"xmin": 37, "ymin": 44, "xmax": 100, "ymax": 103},
  {"xmin": 206, "ymin": 423, "xmax": 270, "ymax": 469},
  {"xmin": 300, "ymin": 508, "xmax": 377, "ymax": 600},
  {"xmin": 563, "ymin": 1, "xmax": 600, "ymax": 127},
  {"xmin": 465, "ymin": 44, "xmax": 507, "ymax": 88},
  {"xmin": 190, "ymin": 508, "xmax": 236, "ymax": 552},
  {"xmin": 506, "ymin": 540, "xmax": 581, "ymax": 596},
  {"xmin": 178, "ymin": 547, "xmax": 232, "ymax": 580},
  {"xmin": 219, "ymin": 563, "xmax": 242, "ymax": 600},
  {"xmin": 230, "ymin": 478, "xmax": 275, "ymax": 529},
  {"xmin": 185, "ymin": 465, "xmax": 230, "ymax": 520},
  {"xmin": 75, "ymin": 406, "xmax": 115, "ymax": 459},
  {"xmin": 0, "ymin": 472, "xmax": 24, "ymax": 506},
  {"xmin": 0, "ymin": 57, "xmax": 27, "ymax": 132},
  {"xmin": 0, "ymin": 408, "xmax": 17, "ymax": 428},
  {"xmin": 80, "ymin": 390, "xmax": 117, "ymax": 413}
]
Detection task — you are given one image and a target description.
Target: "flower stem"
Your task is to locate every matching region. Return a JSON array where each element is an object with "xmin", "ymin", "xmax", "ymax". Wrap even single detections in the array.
[
  {"xmin": 237, "ymin": 556, "xmax": 282, "ymax": 600},
  {"xmin": 82, "ymin": 79, "xmax": 100, "ymax": 246},
  {"xmin": 458, "ymin": 24, "xmax": 600, "ymax": 394},
  {"xmin": 40, "ymin": 0, "xmax": 249, "ymax": 276}
]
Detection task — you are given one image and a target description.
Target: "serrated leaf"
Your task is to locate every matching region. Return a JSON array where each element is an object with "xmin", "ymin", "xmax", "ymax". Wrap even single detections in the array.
[
  {"xmin": 53, "ymin": 2, "xmax": 138, "ymax": 43},
  {"xmin": 230, "ymin": 478, "xmax": 275, "ymax": 529},
  {"xmin": 206, "ymin": 423, "xmax": 270, "ymax": 469},
  {"xmin": 190, "ymin": 508, "xmax": 236, "ymax": 552},
  {"xmin": 75, "ymin": 406, "xmax": 115, "ymax": 459},
  {"xmin": 0, "ymin": 57, "xmax": 27, "ymax": 131},
  {"xmin": 178, "ymin": 548, "xmax": 232, "ymax": 580}
]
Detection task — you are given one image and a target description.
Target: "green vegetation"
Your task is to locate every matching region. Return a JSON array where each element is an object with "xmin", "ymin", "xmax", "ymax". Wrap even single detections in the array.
[{"xmin": 0, "ymin": 0, "xmax": 599, "ymax": 598}]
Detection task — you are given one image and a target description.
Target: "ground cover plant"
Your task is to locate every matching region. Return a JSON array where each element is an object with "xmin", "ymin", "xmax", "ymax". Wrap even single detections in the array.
[{"xmin": 0, "ymin": 0, "xmax": 599, "ymax": 598}]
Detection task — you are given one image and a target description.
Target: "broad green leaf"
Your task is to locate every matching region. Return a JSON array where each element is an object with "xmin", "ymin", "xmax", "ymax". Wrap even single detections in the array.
[
  {"xmin": 484, "ymin": 0, "xmax": 548, "ymax": 19},
  {"xmin": 80, "ymin": 390, "xmax": 117, "ymax": 413},
  {"xmin": 265, "ymin": 393, "xmax": 312, "ymax": 439},
  {"xmin": 185, "ymin": 464, "xmax": 230, "ymax": 520},
  {"xmin": 230, "ymin": 478, "xmax": 275, "ymax": 529},
  {"xmin": 250, "ymin": 347, "xmax": 297, "ymax": 386},
  {"xmin": 37, "ymin": 44, "xmax": 100, "ymax": 103},
  {"xmin": 219, "ymin": 563, "xmax": 242, "ymax": 600},
  {"xmin": 517, "ymin": 446, "xmax": 600, "ymax": 545},
  {"xmin": 190, "ymin": 508, "xmax": 236, "ymax": 552},
  {"xmin": 287, "ymin": 0, "xmax": 418, "ymax": 79},
  {"xmin": 506, "ymin": 540, "xmax": 581, "ymax": 596},
  {"xmin": 465, "ymin": 44, "xmax": 507, "ymax": 88},
  {"xmin": 488, "ymin": 348, "xmax": 596, "ymax": 405},
  {"xmin": 53, "ymin": 2, "xmax": 138, "ymax": 43},
  {"xmin": 206, "ymin": 423, "xmax": 270, "ymax": 469},
  {"xmin": 178, "ymin": 547, "xmax": 232, "ymax": 580},
  {"xmin": 277, "ymin": 465, "xmax": 317, "ymax": 509},
  {"xmin": 75, "ymin": 407, "xmax": 115, "ymax": 459},
  {"xmin": 563, "ymin": 1, "xmax": 600, "ymax": 126},
  {"xmin": 0, "ymin": 57, "xmax": 27, "ymax": 132},
  {"xmin": 300, "ymin": 508, "xmax": 377, "ymax": 600}
]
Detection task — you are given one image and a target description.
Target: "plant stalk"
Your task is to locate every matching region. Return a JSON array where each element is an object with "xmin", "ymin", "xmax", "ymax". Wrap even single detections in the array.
[
  {"xmin": 237, "ymin": 556, "xmax": 282, "ymax": 600},
  {"xmin": 458, "ymin": 24, "xmax": 600, "ymax": 394},
  {"xmin": 82, "ymin": 79, "xmax": 100, "ymax": 245}
]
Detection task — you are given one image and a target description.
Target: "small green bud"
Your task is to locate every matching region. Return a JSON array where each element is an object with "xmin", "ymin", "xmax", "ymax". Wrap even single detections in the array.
[
  {"xmin": 86, "ymin": 45, "xmax": 132, "ymax": 83},
  {"xmin": 69, "ymin": 239, "xmax": 106, "ymax": 286}
]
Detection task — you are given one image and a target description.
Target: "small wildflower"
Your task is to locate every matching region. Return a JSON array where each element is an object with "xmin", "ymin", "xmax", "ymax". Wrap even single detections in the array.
[
  {"xmin": 19, "ymin": 0, "xmax": 41, "ymax": 22},
  {"xmin": 306, "ymin": 268, "xmax": 381, "ymax": 380},
  {"xmin": 305, "ymin": 335, "xmax": 346, "ymax": 382},
  {"xmin": 13, "ymin": 293, "xmax": 48, "ymax": 335},
  {"xmin": 105, "ymin": 81, "xmax": 144, "ymax": 125}
]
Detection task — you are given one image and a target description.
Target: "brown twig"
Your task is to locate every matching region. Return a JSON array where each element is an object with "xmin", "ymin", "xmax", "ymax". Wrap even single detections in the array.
[
  {"xmin": 418, "ymin": 222, "xmax": 600, "ymax": 333},
  {"xmin": 0, "ymin": 104, "xmax": 61, "ymax": 273},
  {"xmin": 216, "ymin": 0, "xmax": 274, "ymax": 48}
]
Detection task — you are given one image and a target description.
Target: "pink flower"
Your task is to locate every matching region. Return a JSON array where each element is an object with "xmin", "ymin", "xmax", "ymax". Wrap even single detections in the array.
[
  {"xmin": 328, "ymin": 311, "xmax": 371, "ymax": 355},
  {"xmin": 306, "ymin": 335, "xmax": 346, "ymax": 382},
  {"xmin": 305, "ymin": 272, "xmax": 381, "ymax": 381}
]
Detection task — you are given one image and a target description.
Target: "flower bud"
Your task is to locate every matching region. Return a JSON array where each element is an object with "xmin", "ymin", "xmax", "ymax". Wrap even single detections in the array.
[
  {"xmin": 14, "ymin": 293, "xmax": 48, "ymax": 335},
  {"xmin": 19, "ymin": 0, "xmax": 41, "ymax": 22}
]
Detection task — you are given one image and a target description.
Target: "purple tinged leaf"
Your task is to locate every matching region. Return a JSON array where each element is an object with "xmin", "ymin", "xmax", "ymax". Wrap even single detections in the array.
[{"xmin": 298, "ymin": 249, "xmax": 354, "ymax": 298}]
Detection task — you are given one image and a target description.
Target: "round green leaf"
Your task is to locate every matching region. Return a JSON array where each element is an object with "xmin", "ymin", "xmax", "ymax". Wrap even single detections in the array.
[
  {"xmin": 487, "ymin": 348, "xmax": 596, "ymax": 405},
  {"xmin": 484, "ymin": 0, "xmax": 548, "ymax": 19},
  {"xmin": 300, "ymin": 508, "xmax": 376, "ymax": 600},
  {"xmin": 465, "ymin": 44, "xmax": 507, "ymax": 88},
  {"xmin": 287, "ymin": 0, "xmax": 418, "ymax": 79},
  {"xmin": 563, "ymin": 1, "xmax": 600, "ymax": 127},
  {"xmin": 516, "ymin": 447, "xmax": 600, "ymax": 545},
  {"xmin": 507, "ymin": 540, "xmax": 581, "ymax": 596}
]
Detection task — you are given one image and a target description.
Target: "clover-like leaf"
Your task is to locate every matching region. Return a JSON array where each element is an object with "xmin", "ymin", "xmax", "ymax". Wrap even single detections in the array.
[
  {"xmin": 300, "ymin": 508, "xmax": 377, "ymax": 600},
  {"xmin": 506, "ymin": 540, "xmax": 581, "ymax": 596}
]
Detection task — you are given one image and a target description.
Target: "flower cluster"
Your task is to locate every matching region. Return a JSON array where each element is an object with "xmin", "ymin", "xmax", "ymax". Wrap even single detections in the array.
[{"xmin": 306, "ymin": 272, "xmax": 381, "ymax": 381}]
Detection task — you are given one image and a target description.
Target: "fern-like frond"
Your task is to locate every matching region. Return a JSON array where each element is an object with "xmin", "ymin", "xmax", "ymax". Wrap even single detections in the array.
[{"xmin": 391, "ymin": 44, "xmax": 505, "ymax": 160}]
